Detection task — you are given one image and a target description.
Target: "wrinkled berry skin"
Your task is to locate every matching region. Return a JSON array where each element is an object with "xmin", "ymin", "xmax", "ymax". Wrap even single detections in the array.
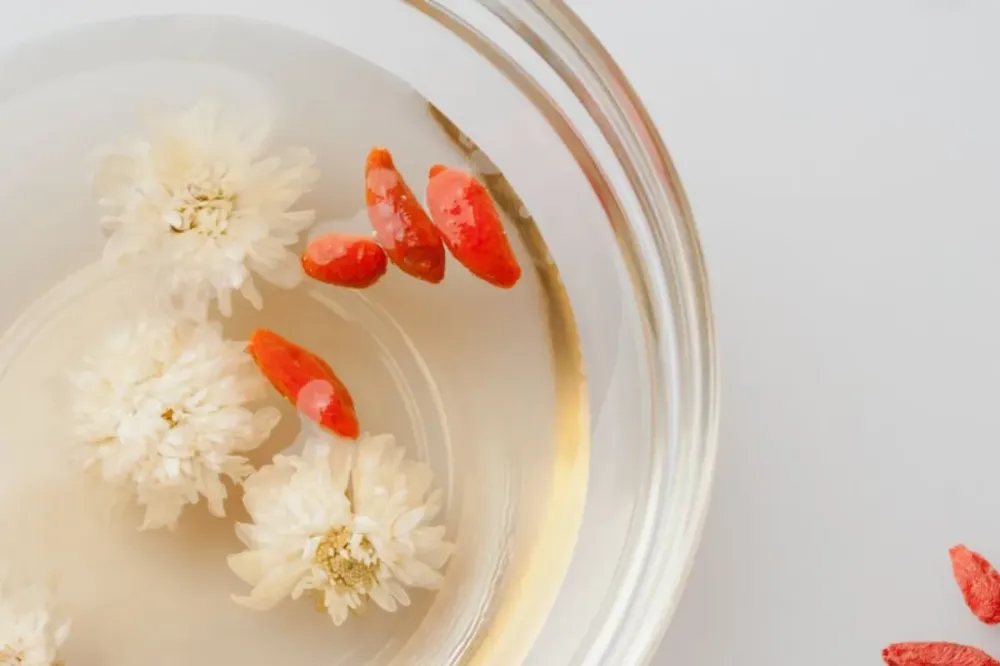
[
  {"xmin": 425, "ymin": 164, "xmax": 521, "ymax": 289},
  {"xmin": 365, "ymin": 147, "xmax": 445, "ymax": 284},
  {"xmin": 302, "ymin": 234, "xmax": 388, "ymax": 289},
  {"xmin": 882, "ymin": 642, "xmax": 1000, "ymax": 666},
  {"xmin": 248, "ymin": 329, "xmax": 359, "ymax": 439},
  {"xmin": 949, "ymin": 545, "xmax": 1000, "ymax": 624}
]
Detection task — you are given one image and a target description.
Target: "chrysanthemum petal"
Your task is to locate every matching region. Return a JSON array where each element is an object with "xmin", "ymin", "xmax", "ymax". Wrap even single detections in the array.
[
  {"xmin": 95, "ymin": 102, "xmax": 318, "ymax": 314},
  {"xmin": 71, "ymin": 315, "xmax": 280, "ymax": 530},
  {"xmin": 227, "ymin": 432, "xmax": 452, "ymax": 625},
  {"xmin": 0, "ymin": 573, "xmax": 69, "ymax": 666}
]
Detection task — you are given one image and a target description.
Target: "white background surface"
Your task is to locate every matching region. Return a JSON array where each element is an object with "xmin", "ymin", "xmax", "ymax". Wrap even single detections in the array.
[
  {"xmin": 569, "ymin": 0, "xmax": 1000, "ymax": 664},
  {"xmin": 2, "ymin": 1, "xmax": 996, "ymax": 663}
]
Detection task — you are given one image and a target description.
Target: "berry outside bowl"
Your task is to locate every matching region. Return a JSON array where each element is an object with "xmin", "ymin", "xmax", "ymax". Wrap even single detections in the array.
[{"xmin": 0, "ymin": 1, "xmax": 718, "ymax": 665}]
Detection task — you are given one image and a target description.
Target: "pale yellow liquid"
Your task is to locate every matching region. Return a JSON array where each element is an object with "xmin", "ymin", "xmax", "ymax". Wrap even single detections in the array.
[{"xmin": 0, "ymin": 14, "xmax": 587, "ymax": 666}]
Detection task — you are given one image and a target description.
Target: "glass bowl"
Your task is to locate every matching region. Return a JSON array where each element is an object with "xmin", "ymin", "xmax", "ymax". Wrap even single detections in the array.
[{"xmin": 0, "ymin": 1, "xmax": 718, "ymax": 665}]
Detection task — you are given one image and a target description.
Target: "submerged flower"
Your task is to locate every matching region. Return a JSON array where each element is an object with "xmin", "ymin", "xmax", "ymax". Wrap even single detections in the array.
[
  {"xmin": 228, "ymin": 432, "xmax": 453, "ymax": 625},
  {"xmin": 0, "ymin": 572, "xmax": 69, "ymax": 666},
  {"xmin": 70, "ymin": 314, "xmax": 281, "ymax": 530},
  {"xmin": 94, "ymin": 101, "xmax": 320, "ymax": 316}
]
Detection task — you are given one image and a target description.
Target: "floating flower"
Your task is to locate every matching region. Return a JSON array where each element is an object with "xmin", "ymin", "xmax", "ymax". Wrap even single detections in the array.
[
  {"xmin": 228, "ymin": 432, "xmax": 452, "ymax": 625},
  {"xmin": 94, "ymin": 101, "xmax": 320, "ymax": 316},
  {"xmin": 0, "ymin": 572, "xmax": 70, "ymax": 666},
  {"xmin": 70, "ymin": 314, "xmax": 281, "ymax": 530}
]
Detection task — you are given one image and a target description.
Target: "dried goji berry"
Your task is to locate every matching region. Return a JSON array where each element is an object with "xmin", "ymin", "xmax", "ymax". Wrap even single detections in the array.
[
  {"xmin": 365, "ymin": 147, "xmax": 445, "ymax": 284},
  {"xmin": 302, "ymin": 233, "xmax": 388, "ymax": 288},
  {"xmin": 425, "ymin": 164, "xmax": 522, "ymax": 289},
  {"xmin": 949, "ymin": 544, "xmax": 1000, "ymax": 624},
  {"xmin": 248, "ymin": 329, "xmax": 359, "ymax": 439},
  {"xmin": 882, "ymin": 642, "xmax": 1000, "ymax": 666}
]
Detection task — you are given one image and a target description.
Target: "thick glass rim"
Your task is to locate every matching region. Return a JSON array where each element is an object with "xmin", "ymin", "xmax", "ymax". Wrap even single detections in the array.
[{"xmin": 409, "ymin": 0, "xmax": 720, "ymax": 663}]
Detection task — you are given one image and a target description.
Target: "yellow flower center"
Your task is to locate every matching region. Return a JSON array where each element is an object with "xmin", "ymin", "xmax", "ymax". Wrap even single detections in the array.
[
  {"xmin": 160, "ymin": 407, "xmax": 180, "ymax": 428},
  {"xmin": 172, "ymin": 182, "xmax": 237, "ymax": 236},
  {"xmin": 314, "ymin": 528, "xmax": 379, "ymax": 592}
]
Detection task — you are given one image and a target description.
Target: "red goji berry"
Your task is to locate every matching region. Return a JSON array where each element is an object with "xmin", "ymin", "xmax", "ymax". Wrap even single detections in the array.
[
  {"xmin": 425, "ymin": 164, "xmax": 522, "ymax": 289},
  {"xmin": 302, "ymin": 233, "xmax": 388, "ymax": 288},
  {"xmin": 949, "ymin": 544, "xmax": 1000, "ymax": 624},
  {"xmin": 882, "ymin": 642, "xmax": 1000, "ymax": 666},
  {"xmin": 365, "ymin": 147, "xmax": 445, "ymax": 284},
  {"xmin": 248, "ymin": 329, "xmax": 359, "ymax": 439}
]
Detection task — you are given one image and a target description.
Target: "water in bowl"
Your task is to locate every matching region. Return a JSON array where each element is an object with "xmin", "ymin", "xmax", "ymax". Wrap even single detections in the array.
[{"xmin": 0, "ymin": 14, "xmax": 587, "ymax": 666}]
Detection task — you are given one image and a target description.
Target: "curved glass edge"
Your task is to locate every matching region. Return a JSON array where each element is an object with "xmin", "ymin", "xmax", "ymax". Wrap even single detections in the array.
[
  {"xmin": 412, "ymin": 0, "xmax": 720, "ymax": 664},
  {"xmin": 518, "ymin": 7, "xmax": 721, "ymax": 664}
]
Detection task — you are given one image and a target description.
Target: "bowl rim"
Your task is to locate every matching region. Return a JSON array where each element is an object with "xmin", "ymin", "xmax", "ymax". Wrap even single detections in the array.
[{"xmin": 409, "ymin": 1, "xmax": 721, "ymax": 663}]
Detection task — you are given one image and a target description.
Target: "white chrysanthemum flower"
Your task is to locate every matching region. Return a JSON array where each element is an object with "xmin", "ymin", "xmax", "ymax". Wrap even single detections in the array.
[
  {"xmin": 70, "ymin": 314, "xmax": 281, "ymax": 530},
  {"xmin": 228, "ymin": 432, "xmax": 453, "ymax": 625},
  {"xmin": 0, "ymin": 572, "xmax": 70, "ymax": 666},
  {"xmin": 94, "ymin": 101, "xmax": 320, "ymax": 316}
]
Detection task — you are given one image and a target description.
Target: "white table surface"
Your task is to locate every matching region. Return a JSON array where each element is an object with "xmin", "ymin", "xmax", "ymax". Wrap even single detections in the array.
[{"xmin": 570, "ymin": 0, "xmax": 1000, "ymax": 664}]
